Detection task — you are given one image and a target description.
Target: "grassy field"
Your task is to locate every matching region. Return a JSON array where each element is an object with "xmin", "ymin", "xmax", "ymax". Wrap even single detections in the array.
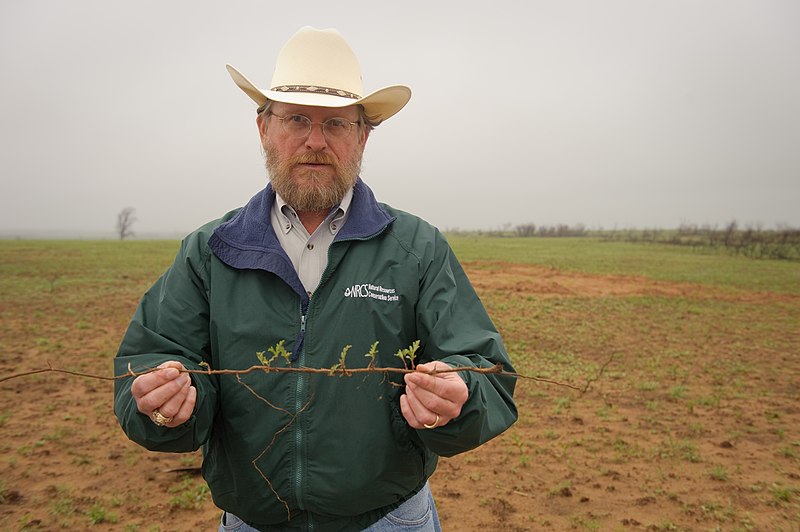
[
  {"xmin": 1, "ymin": 237, "xmax": 798, "ymax": 530},
  {"xmin": 449, "ymin": 235, "xmax": 800, "ymax": 293}
]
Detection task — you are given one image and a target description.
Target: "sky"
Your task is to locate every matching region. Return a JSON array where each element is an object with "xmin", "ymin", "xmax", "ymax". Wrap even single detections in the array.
[{"xmin": 1, "ymin": 0, "xmax": 798, "ymax": 237}]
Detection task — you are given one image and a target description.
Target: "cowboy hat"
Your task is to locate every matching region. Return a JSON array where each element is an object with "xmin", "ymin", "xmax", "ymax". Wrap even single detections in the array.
[{"xmin": 226, "ymin": 26, "xmax": 411, "ymax": 123}]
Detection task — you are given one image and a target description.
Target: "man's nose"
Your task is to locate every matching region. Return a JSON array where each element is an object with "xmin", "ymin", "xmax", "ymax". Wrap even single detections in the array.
[{"xmin": 305, "ymin": 123, "xmax": 329, "ymax": 151}]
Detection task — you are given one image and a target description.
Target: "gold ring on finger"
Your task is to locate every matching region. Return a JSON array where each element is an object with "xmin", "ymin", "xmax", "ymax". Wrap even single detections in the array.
[
  {"xmin": 151, "ymin": 408, "xmax": 172, "ymax": 427},
  {"xmin": 423, "ymin": 414, "xmax": 440, "ymax": 429}
]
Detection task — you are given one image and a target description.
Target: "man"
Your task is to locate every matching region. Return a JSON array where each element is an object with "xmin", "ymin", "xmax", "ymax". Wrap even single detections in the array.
[{"xmin": 114, "ymin": 27, "xmax": 517, "ymax": 531}]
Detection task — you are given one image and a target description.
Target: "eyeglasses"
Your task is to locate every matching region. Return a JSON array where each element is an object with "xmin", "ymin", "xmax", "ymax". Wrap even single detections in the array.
[{"xmin": 269, "ymin": 113, "xmax": 359, "ymax": 140}]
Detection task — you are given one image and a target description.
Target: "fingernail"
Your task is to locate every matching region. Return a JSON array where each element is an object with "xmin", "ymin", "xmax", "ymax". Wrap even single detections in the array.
[{"xmin": 164, "ymin": 368, "xmax": 179, "ymax": 379}]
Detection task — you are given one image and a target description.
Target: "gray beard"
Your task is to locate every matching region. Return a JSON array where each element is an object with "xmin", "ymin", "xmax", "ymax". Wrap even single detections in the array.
[{"xmin": 265, "ymin": 145, "xmax": 360, "ymax": 212}]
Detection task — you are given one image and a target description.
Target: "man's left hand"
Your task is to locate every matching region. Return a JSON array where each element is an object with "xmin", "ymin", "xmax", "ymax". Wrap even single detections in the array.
[{"xmin": 400, "ymin": 361, "xmax": 468, "ymax": 430}]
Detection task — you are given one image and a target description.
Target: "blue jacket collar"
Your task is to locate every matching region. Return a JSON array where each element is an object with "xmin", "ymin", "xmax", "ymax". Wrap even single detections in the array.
[
  {"xmin": 207, "ymin": 178, "xmax": 393, "ymax": 362},
  {"xmin": 208, "ymin": 178, "xmax": 395, "ymax": 287}
]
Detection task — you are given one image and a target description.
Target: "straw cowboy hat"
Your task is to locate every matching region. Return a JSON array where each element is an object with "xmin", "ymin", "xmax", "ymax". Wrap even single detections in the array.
[{"xmin": 226, "ymin": 26, "xmax": 411, "ymax": 123}]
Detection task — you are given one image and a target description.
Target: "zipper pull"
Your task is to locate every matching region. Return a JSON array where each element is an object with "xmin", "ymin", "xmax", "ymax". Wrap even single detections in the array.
[{"xmin": 292, "ymin": 314, "xmax": 307, "ymax": 363}]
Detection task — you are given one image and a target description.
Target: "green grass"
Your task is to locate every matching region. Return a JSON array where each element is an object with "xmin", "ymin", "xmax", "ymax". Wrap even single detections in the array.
[
  {"xmin": 168, "ymin": 475, "xmax": 211, "ymax": 510},
  {"xmin": 0, "ymin": 479, "xmax": 10, "ymax": 504},
  {"xmin": 87, "ymin": 502, "xmax": 118, "ymax": 525},
  {"xmin": 710, "ymin": 465, "xmax": 729, "ymax": 481},
  {"xmin": 0, "ymin": 239, "xmax": 179, "ymax": 299},
  {"xmin": 50, "ymin": 485, "xmax": 77, "ymax": 517},
  {"xmin": 447, "ymin": 235, "xmax": 800, "ymax": 293},
  {"xmin": 3, "ymin": 237, "xmax": 797, "ymax": 296},
  {"xmin": 769, "ymin": 483, "xmax": 796, "ymax": 504}
]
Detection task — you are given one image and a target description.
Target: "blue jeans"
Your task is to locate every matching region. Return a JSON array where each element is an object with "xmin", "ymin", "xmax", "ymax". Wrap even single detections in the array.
[{"xmin": 218, "ymin": 481, "xmax": 441, "ymax": 531}]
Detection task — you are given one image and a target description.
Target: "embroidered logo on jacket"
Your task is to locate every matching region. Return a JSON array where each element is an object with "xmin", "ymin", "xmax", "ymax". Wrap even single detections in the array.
[{"xmin": 343, "ymin": 283, "xmax": 399, "ymax": 302}]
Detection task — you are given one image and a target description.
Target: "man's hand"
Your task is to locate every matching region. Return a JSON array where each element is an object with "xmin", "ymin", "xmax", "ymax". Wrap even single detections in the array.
[
  {"xmin": 400, "ymin": 361, "xmax": 468, "ymax": 430},
  {"xmin": 131, "ymin": 361, "xmax": 196, "ymax": 428}
]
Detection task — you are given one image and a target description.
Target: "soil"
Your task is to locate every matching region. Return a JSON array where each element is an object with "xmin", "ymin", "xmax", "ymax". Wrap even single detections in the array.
[{"xmin": 1, "ymin": 262, "xmax": 798, "ymax": 530}]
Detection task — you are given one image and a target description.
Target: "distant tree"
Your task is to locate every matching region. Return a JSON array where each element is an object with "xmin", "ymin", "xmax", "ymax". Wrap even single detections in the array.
[
  {"xmin": 116, "ymin": 207, "xmax": 136, "ymax": 240},
  {"xmin": 722, "ymin": 220, "xmax": 738, "ymax": 247},
  {"xmin": 515, "ymin": 223, "xmax": 536, "ymax": 237}
]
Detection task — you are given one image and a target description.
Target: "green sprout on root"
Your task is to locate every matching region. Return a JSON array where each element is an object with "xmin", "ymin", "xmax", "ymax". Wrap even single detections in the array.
[
  {"xmin": 256, "ymin": 340, "xmax": 293, "ymax": 368},
  {"xmin": 252, "ymin": 340, "xmax": 423, "ymax": 376},
  {"xmin": 365, "ymin": 341, "xmax": 380, "ymax": 369},
  {"xmin": 395, "ymin": 340, "xmax": 420, "ymax": 370},
  {"xmin": 328, "ymin": 345, "xmax": 353, "ymax": 376}
]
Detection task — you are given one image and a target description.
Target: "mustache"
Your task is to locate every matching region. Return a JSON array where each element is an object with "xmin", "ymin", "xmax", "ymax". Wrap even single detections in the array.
[{"xmin": 292, "ymin": 152, "xmax": 338, "ymax": 165}]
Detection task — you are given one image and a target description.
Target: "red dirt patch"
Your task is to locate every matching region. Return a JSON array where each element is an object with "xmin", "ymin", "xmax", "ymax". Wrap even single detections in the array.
[{"xmin": 464, "ymin": 260, "xmax": 800, "ymax": 304}]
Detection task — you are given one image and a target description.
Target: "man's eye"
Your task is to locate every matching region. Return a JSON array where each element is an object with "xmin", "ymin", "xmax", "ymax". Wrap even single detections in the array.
[
  {"xmin": 288, "ymin": 115, "xmax": 308, "ymax": 124},
  {"xmin": 326, "ymin": 118, "xmax": 347, "ymax": 128}
]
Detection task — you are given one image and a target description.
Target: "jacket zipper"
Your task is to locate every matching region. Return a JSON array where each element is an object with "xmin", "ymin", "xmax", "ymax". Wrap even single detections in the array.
[
  {"xmin": 291, "ymin": 236, "xmax": 386, "ymax": 527},
  {"xmin": 294, "ymin": 310, "xmax": 307, "ymax": 515}
]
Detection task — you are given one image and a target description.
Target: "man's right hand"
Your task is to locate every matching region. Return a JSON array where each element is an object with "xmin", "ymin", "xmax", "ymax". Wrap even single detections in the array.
[{"xmin": 131, "ymin": 361, "xmax": 196, "ymax": 428}]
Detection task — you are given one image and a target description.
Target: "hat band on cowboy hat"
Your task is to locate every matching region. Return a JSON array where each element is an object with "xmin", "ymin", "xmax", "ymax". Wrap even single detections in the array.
[
  {"xmin": 271, "ymin": 84, "xmax": 361, "ymax": 100},
  {"xmin": 226, "ymin": 26, "xmax": 411, "ymax": 124}
]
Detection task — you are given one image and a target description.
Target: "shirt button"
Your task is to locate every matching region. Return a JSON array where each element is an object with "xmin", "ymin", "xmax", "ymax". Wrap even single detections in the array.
[
  {"xmin": 331, "ymin": 224, "xmax": 337, "ymax": 230},
  {"xmin": 285, "ymin": 224, "xmax": 290, "ymax": 230},
  {"xmin": 307, "ymin": 243, "xmax": 314, "ymax": 250},
  {"xmin": 307, "ymin": 291, "xmax": 312, "ymax": 297}
]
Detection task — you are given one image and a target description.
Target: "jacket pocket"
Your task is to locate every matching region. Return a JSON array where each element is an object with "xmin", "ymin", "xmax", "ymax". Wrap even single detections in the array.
[{"xmin": 388, "ymin": 394, "xmax": 427, "ymax": 484}]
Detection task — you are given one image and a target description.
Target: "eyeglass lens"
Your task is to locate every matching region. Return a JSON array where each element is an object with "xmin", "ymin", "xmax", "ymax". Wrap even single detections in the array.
[{"xmin": 279, "ymin": 115, "xmax": 354, "ymax": 139}]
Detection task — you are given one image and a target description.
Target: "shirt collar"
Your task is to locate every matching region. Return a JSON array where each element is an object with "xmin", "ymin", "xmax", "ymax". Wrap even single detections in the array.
[
  {"xmin": 275, "ymin": 187, "xmax": 354, "ymax": 236},
  {"xmin": 208, "ymin": 178, "xmax": 396, "ymax": 286}
]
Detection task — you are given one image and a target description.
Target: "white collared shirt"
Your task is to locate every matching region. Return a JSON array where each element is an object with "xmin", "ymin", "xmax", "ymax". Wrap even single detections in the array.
[{"xmin": 270, "ymin": 187, "xmax": 353, "ymax": 296}]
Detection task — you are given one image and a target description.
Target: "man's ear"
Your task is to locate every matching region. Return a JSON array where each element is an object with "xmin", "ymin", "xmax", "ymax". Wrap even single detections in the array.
[
  {"xmin": 256, "ymin": 114, "xmax": 267, "ymax": 142},
  {"xmin": 359, "ymin": 126, "xmax": 370, "ymax": 147}
]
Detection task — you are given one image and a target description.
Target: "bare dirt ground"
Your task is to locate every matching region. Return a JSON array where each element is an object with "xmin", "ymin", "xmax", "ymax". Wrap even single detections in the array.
[{"xmin": 1, "ymin": 261, "xmax": 798, "ymax": 530}]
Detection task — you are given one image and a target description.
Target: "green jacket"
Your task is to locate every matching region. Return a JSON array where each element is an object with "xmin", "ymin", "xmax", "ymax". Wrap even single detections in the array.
[{"xmin": 114, "ymin": 180, "xmax": 517, "ymax": 531}]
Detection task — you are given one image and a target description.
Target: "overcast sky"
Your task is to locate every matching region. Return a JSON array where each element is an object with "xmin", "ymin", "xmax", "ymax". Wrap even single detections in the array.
[{"xmin": 1, "ymin": 0, "xmax": 798, "ymax": 237}]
